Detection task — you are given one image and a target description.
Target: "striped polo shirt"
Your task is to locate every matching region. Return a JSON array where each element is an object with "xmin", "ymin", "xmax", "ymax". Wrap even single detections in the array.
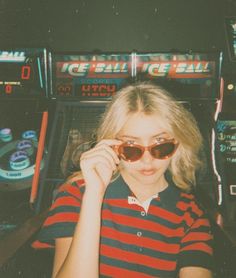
[{"xmin": 33, "ymin": 175, "xmax": 214, "ymax": 277}]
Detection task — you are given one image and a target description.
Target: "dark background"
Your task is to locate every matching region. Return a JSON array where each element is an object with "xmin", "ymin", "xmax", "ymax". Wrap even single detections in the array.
[
  {"xmin": 0, "ymin": 0, "xmax": 232, "ymax": 62},
  {"xmin": 1, "ymin": 0, "xmax": 236, "ymax": 73},
  {"xmin": 0, "ymin": 0, "xmax": 226, "ymax": 52},
  {"xmin": 1, "ymin": 0, "xmax": 236, "ymax": 75}
]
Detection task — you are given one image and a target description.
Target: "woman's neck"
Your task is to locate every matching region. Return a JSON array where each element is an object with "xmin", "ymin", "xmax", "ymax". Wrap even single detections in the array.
[{"xmin": 120, "ymin": 171, "xmax": 168, "ymax": 203}]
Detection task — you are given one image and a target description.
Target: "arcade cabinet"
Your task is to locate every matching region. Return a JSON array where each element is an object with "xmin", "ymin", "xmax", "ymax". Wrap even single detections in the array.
[{"xmin": 0, "ymin": 48, "xmax": 49, "ymax": 241}]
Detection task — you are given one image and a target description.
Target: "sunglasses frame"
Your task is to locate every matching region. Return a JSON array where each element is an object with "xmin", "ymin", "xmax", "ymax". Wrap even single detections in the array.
[{"xmin": 114, "ymin": 139, "xmax": 178, "ymax": 162}]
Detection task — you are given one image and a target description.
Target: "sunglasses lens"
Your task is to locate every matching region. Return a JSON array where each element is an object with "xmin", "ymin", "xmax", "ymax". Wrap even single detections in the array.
[
  {"xmin": 151, "ymin": 142, "xmax": 176, "ymax": 159},
  {"xmin": 120, "ymin": 145, "xmax": 143, "ymax": 161}
]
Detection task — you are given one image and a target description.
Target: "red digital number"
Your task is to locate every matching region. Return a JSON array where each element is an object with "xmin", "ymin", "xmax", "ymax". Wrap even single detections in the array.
[
  {"xmin": 21, "ymin": 65, "xmax": 31, "ymax": 80},
  {"xmin": 57, "ymin": 84, "xmax": 72, "ymax": 96},
  {"xmin": 5, "ymin": 84, "xmax": 12, "ymax": 94}
]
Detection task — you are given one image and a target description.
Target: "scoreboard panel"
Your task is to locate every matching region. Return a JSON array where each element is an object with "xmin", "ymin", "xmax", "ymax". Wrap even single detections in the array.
[{"xmin": 0, "ymin": 48, "xmax": 48, "ymax": 98}]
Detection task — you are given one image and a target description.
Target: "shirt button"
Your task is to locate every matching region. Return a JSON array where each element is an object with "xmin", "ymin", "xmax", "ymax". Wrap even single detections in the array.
[
  {"xmin": 137, "ymin": 231, "xmax": 142, "ymax": 237},
  {"xmin": 141, "ymin": 211, "xmax": 146, "ymax": 216}
]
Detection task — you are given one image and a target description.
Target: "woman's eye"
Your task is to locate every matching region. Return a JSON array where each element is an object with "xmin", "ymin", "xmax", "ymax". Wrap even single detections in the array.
[
  {"xmin": 126, "ymin": 140, "xmax": 135, "ymax": 144},
  {"xmin": 155, "ymin": 137, "xmax": 165, "ymax": 143}
]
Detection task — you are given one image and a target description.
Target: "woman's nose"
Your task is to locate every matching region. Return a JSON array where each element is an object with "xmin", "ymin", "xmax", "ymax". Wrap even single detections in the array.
[{"xmin": 140, "ymin": 149, "xmax": 153, "ymax": 163}]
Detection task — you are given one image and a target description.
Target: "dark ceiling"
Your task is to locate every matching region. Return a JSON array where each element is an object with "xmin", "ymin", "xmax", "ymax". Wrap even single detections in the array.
[{"xmin": 0, "ymin": 0, "xmax": 236, "ymax": 73}]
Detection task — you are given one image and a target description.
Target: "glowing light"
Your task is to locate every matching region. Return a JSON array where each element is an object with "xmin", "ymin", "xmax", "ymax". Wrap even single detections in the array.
[
  {"xmin": 211, "ymin": 128, "xmax": 223, "ymax": 206},
  {"xmin": 0, "ymin": 51, "xmax": 26, "ymax": 62},
  {"xmin": 131, "ymin": 52, "xmax": 136, "ymax": 77},
  {"xmin": 227, "ymin": 83, "xmax": 234, "ymax": 90}
]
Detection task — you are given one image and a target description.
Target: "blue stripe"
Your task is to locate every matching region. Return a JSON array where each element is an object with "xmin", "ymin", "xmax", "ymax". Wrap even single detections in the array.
[
  {"xmin": 103, "ymin": 201, "xmax": 188, "ymax": 230},
  {"xmin": 100, "ymin": 255, "xmax": 176, "ymax": 277},
  {"xmin": 101, "ymin": 236, "xmax": 178, "ymax": 260},
  {"xmin": 102, "ymin": 219, "xmax": 182, "ymax": 244},
  {"xmin": 48, "ymin": 205, "xmax": 80, "ymax": 215}
]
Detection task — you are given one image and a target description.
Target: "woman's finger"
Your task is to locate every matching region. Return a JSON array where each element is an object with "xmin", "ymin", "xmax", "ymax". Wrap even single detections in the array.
[{"xmin": 81, "ymin": 149, "xmax": 118, "ymax": 171}]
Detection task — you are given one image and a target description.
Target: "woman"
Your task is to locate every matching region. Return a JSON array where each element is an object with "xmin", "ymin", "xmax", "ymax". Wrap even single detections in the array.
[{"xmin": 33, "ymin": 83, "xmax": 214, "ymax": 278}]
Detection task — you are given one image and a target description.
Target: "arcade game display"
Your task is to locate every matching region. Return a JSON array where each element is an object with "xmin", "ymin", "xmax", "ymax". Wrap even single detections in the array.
[
  {"xmin": 213, "ymin": 17, "xmax": 236, "ymax": 224},
  {"xmin": 225, "ymin": 17, "xmax": 236, "ymax": 62},
  {"xmin": 0, "ymin": 48, "xmax": 49, "ymax": 237},
  {"xmin": 216, "ymin": 108, "xmax": 236, "ymax": 223}
]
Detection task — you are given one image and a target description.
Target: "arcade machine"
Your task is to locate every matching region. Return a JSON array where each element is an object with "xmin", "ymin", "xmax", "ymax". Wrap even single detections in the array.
[
  {"xmin": 36, "ymin": 51, "xmax": 223, "ymax": 217},
  {"xmin": 35, "ymin": 53, "xmax": 133, "ymax": 212},
  {"xmin": 135, "ymin": 52, "xmax": 223, "ymax": 206},
  {"xmin": 0, "ymin": 48, "xmax": 49, "ymax": 238},
  {"xmin": 214, "ymin": 17, "xmax": 236, "ymax": 225}
]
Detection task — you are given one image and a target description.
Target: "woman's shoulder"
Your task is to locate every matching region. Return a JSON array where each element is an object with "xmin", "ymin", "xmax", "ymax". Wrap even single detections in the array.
[
  {"xmin": 53, "ymin": 176, "xmax": 86, "ymax": 203},
  {"xmin": 59, "ymin": 178, "xmax": 85, "ymax": 192},
  {"xmin": 177, "ymin": 189, "xmax": 207, "ymax": 218},
  {"xmin": 32, "ymin": 177, "xmax": 86, "ymax": 249}
]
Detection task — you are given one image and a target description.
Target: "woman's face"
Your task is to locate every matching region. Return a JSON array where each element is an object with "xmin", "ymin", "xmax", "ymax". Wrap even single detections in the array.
[{"xmin": 117, "ymin": 113, "xmax": 176, "ymax": 189}]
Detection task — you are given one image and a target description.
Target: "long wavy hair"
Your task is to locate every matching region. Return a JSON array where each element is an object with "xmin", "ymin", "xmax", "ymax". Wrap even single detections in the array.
[{"xmin": 69, "ymin": 82, "xmax": 203, "ymax": 191}]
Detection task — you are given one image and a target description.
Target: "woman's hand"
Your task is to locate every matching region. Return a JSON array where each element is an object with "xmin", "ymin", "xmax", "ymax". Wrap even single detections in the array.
[
  {"xmin": 80, "ymin": 139, "xmax": 121, "ymax": 195},
  {"xmin": 54, "ymin": 140, "xmax": 121, "ymax": 278}
]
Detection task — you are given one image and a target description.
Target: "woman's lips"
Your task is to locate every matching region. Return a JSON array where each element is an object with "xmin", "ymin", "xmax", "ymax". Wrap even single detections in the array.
[{"xmin": 139, "ymin": 169, "xmax": 156, "ymax": 176}]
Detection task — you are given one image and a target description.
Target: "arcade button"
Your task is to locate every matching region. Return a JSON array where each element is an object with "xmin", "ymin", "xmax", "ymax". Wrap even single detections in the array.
[
  {"xmin": 22, "ymin": 130, "xmax": 37, "ymax": 142},
  {"xmin": 16, "ymin": 139, "xmax": 34, "ymax": 156},
  {"xmin": 0, "ymin": 140, "xmax": 44, "ymax": 182},
  {"xmin": 0, "ymin": 128, "xmax": 13, "ymax": 143},
  {"xmin": 9, "ymin": 150, "xmax": 30, "ymax": 170}
]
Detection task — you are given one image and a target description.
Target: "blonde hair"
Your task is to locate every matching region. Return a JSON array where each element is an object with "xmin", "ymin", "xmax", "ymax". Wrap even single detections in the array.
[
  {"xmin": 69, "ymin": 82, "xmax": 203, "ymax": 191},
  {"xmin": 96, "ymin": 82, "xmax": 203, "ymax": 191}
]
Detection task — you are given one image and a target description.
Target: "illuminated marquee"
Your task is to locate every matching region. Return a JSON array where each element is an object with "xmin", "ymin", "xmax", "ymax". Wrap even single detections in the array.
[
  {"xmin": 53, "ymin": 53, "xmax": 219, "ymax": 99},
  {"xmin": 57, "ymin": 61, "xmax": 130, "ymax": 78},
  {"xmin": 138, "ymin": 61, "xmax": 215, "ymax": 78},
  {"xmin": 0, "ymin": 51, "xmax": 26, "ymax": 62},
  {"xmin": 57, "ymin": 60, "xmax": 214, "ymax": 79}
]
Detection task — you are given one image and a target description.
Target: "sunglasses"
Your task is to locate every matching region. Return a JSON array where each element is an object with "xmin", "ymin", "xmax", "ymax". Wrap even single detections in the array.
[{"xmin": 114, "ymin": 139, "xmax": 178, "ymax": 162}]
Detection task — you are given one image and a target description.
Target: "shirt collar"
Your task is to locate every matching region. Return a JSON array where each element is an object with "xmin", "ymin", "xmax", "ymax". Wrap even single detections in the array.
[
  {"xmin": 106, "ymin": 174, "xmax": 131, "ymax": 199},
  {"xmin": 106, "ymin": 173, "xmax": 181, "ymax": 208}
]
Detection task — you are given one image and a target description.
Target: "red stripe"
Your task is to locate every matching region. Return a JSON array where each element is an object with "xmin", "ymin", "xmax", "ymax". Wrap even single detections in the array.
[
  {"xmin": 176, "ymin": 201, "xmax": 188, "ymax": 211},
  {"xmin": 106, "ymin": 198, "xmax": 185, "ymax": 225},
  {"xmin": 149, "ymin": 205, "xmax": 182, "ymax": 224},
  {"xmin": 106, "ymin": 199, "xmax": 203, "ymax": 229},
  {"xmin": 102, "ymin": 209, "xmax": 184, "ymax": 237},
  {"xmin": 58, "ymin": 183, "xmax": 82, "ymax": 198},
  {"xmin": 191, "ymin": 218, "xmax": 210, "ymax": 229},
  {"xmin": 177, "ymin": 201, "xmax": 203, "ymax": 216},
  {"xmin": 105, "ymin": 198, "xmax": 204, "ymax": 229},
  {"xmin": 101, "ymin": 226, "xmax": 179, "ymax": 254},
  {"xmin": 180, "ymin": 192, "xmax": 194, "ymax": 200},
  {"xmin": 31, "ymin": 240, "xmax": 54, "ymax": 249},
  {"xmin": 189, "ymin": 201, "xmax": 203, "ymax": 216},
  {"xmin": 100, "ymin": 244, "xmax": 176, "ymax": 270},
  {"xmin": 76, "ymin": 179, "xmax": 85, "ymax": 186},
  {"xmin": 51, "ymin": 196, "xmax": 81, "ymax": 209},
  {"xmin": 44, "ymin": 212, "xmax": 79, "ymax": 226},
  {"xmin": 100, "ymin": 263, "xmax": 152, "ymax": 278},
  {"xmin": 180, "ymin": 242, "xmax": 213, "ymax": 255},
  {"xmin": 182, "ymin": 211, "xmax": 194, "ymax": 226},
  {"xmin": 182, "ymin": 232, "xmax": 213, "ymax": 243},
  {"xmin": 58, "ymin": 179, "xmax": 84, "ymax": 190}
]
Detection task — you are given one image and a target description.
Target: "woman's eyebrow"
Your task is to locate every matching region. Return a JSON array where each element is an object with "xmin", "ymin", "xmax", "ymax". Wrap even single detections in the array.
[
  {"xmin": 118, "ymin": 132, "xmax": 167, "ymax": 139},
  {"xmin": 117, "ymin": 135, "xmax": 138, "ymax": 140}
]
